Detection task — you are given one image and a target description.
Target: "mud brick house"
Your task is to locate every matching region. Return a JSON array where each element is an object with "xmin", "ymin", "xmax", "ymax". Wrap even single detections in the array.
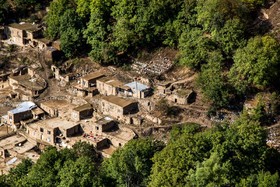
[
  {"xmin": 4, "ymin": 101, "xmax": 37, "ymax": 129},
  {"xmin": 167, "ymin": 89, "xmax": 196, "ymax": 105},
  {"xmin": 100, "ymin": 96, "xmax": 138, "ymax": 119},
  {"xmin": 71, "ymin": 103, "xmax": 93, "ymax": 121},
  {"xmin": 96, "ymin": 77, "xmax": 131, "ymax": 96},
  {"xmin": 80, "ymin": 72, "xmax": 105, "ymax": 88},
  {"xmin": 125, "ymin": 81, "xmax": 151, "ymax": 99},
  {"xmin": 93, "ymin": 116, "xmax": 116, "ymax": 135},
  {"xmin": 26, "ymin": 118, "xmax": 81, "ymax": 145},
  {"xmin": 4, "ymin": 23, "xmax": 42, "ymax": 46}
]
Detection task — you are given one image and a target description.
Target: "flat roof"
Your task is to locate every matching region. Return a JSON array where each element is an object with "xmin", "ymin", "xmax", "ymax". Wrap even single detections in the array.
[
  {"xmin": 73, "ymin": 103, "xmax": 92, "ymax": 112},
  {"xmin": 40, "ymin": 100, "xmax": 70, "ymax": 109},
  {"xmin": 125, "ymin": 81, "xmax": 149, "ymax": 92},
  {"xmin": 81, "ymin": 72, "xmax": 105, "ymax": 81},
  {"xmin": 29, "ymin": 117, "xmax": 79, "ymax": 130},
  {"xmin": 9, "ymin": 74, "xmax": 46, "ymax": 90},
  {"xmin": 33, "ymin": 38, "xmax": 51, "ymax": 44},
  {"xmin": 102, "ymin": 95, "xmax": 137, "ymax": 108},
  {"xmin": 8, "ymin": 23, "xmax": 41, "ymax": 32},
  {"xmin": 31, "ymin": 107, "xmax": 45, "ymax": 115},
  {"xmin": 95, "ymin": 116, "xmax": 114, "ymax": 126},
  {"xmin": 9, "ymin": 101, "xmax": 36, "ymax": 114},
  {"xmin": 0, "ymin": 135, "xmax": 26, "ymax": 147},
  {"xmin": 98, "ymin": 77, "xmax": 130, "ymax": 89}
]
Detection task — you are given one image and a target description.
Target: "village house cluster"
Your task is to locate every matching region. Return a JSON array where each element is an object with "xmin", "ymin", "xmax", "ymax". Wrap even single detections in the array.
[
  {"xmin": 0, "ymin": 21, "xmax": 198, "ymax": 173},
  {"xmin": 0, "ymin": 22, "xmax": 62, "ymax": 61}
]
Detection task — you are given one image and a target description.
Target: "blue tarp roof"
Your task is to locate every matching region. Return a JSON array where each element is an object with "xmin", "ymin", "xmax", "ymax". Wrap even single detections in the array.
[
  {"xmin": 125, "ymin": 81, "xmax": 149, "ymax": 93},
  {"xmin": 9, "ymin": 101, "xmax": 37, "ymax": 114}
]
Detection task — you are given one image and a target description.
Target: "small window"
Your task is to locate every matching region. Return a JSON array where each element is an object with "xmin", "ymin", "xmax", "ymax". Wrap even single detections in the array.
[
  {"xmin": 119, "ymin": 143, "xmax": 122, "ymax": 147},
  {"xmin": 40, "ymin": 128, "xmax": 44, "ymax": 132},
  {"xmin": 47, "ymin": 130, "xmax": 51, "ymax": 134},
  {"xmin": 96, "ymin": 126, "xmax": 99, "ymax": 130}
]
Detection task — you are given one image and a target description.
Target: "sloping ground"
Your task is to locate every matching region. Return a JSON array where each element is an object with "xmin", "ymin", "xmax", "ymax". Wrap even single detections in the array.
[{"xmin": 267, "ymin": 1, "xmax": 280, "ymax": 41}]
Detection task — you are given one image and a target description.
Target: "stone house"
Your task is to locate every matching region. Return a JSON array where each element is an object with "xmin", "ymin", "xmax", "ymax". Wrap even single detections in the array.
[
  {"xmin": 4, "ymin": 23, "xmax": 42, "ymax": 46},
  {"xmin": 8, "ymin": 68, "xmax": 47, "ymax": 100},
  {"xmin": 100, "ymin": 96, "xmax": 138, "ymax": 119},
  {"xmin": 125, "ymin": 81, "xmax": 151, "ymax": 99},
  {"xmin": 6, "ymin": 101, "xmax": 37, "ymax": 129},
  {"xmin": 96, "ymin": 77, "xmax": 131, "ymax": 96},
  {"xmin": 93, "ymin": 116, "xmax": 116, "ymax": 135},
  {"xmin": 26, "ymin": 118, "xmax": 81, "ymax": 145},
  {"xmin": 80, "ymin": 72, "xmax": 105, "ymax": 88},
  {"xmin": 167, "ymin": 89, "xmax": 196, "ymax": 105},
  {"xmin": 71, "ymin": 103, "xmax": 93, "ymax": 121},
  {"xmin": 40, "ymin": 100, "xmax": 71, "ymax": 117},
  {"xmin": 156, "ymin": 81, "xmax": 172, "ymax": 95}
]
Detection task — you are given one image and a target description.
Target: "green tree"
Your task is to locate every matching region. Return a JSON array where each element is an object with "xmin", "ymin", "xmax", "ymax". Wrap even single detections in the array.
[
  {"xmin": 237, "ymin": 171, "xmax": 279, "ymax": 187},
  {"xmin": 58, "ymin": 156, "xmax": 98, "ymax": 187},
  {"xmin": 0, "ymin": 0, "xmax": 9, "ymax": 24},
  {"xmin": 187, "ymin": 152, "xmax": 230, "ymax": 186},
  {"xmin": 103, "ymin": 138, "xmax": 164, "ymax": 187},
  {"xmin": 228, "ymin": 35, "xmax": 280, "ymax": 93},
  {"xmin": 45, "ymin": 0, "xmax": 75, "ymax": 39},
  {"xmin": 213, "ymin": 18, "xmax": 246, "ymax": 56},
  {"xmin": 149, "ymin": 116, "xmax": 280, "ymax": 186},
  {"xmin": 19, "ymin": 147, "xmax": 62, "ymax": 186},
  {"xmin": 179, "ymin": 28, "xmax": 216, "ymax": 69},
  {"xmin": 196, "ymin": 0, "xmax": 246, "ymax": 33},
  {"xmin": 72, "ymin": 141, "xmax": 99, "ymax": 162},
  {"xmin": 84, "ymin": 0, "xmax": 115, "ymax": 63},
  {"xmin": 7, "ymin": 159, "xmax": 33, "ymax": 186},
  {"xmin": 76, "ymin": 0, "xmax": 91, "ymax": 19},
  {"xmin": 59, "ymin": 9, "xmax": 85, "ymax": 58},
  {"xmin": 198, "ymin": 51, "xmax": 231, "ymax": 108}
]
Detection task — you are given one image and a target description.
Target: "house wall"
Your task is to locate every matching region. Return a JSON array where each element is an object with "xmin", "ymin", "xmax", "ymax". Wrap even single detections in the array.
[
  {"xmin": 0, "ymin": 81, "xmax": 9, "ymax": 89},
  {"xmin": 7, "ymin": 110, "xmax": 32, "ymax": 126},
  {"xmin": 95, "ymin": 138, "xmax": 110, "ymax": 150},
  {"xmin": 5, "ymin": 27, "xmax": 24, "ymax": 46},
  {"xmin": 100, "ymin": 100, "xmax": 138, "ymax": 119},
  {"xmin": 8, "ymin": 77, "xmax": 19, "ymax": 89},
  {"xmin": 123, "ymin": 103, "xmax": 138, "ymax": 115},
  {"xmin": 71, "ymin": 108, "xmax": 93, "ymax": 121},
  {"xmin": 64, "ymin": 124, "xmax": 81, "ymax": 137},
  {"xmin": 40, "ymin": 103, "xmax": 58, "ymax": 117},
  {"xmin": 94, "ymin": 121, "xmax": 115, "ymax": 135},
  {"xmin": 100, "ymin": 100, "xmax": 123, "ymax": 119},
  {"xmin": 97, "ymin": 80, "xmax": 117, "ymax": 96},
  {"xmin": 108, "ymin": 135, "xmax": 127, "ymax": 148},
  {"xmin": 26, "ymin": 125, "xmax": 58, "ymax": 145},
  {"xmin": 131, "ymin": 89, "xmax": 150, "ymax": 99}
]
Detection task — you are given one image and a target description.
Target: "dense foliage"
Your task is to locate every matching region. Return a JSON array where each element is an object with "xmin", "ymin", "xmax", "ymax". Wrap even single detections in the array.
[{"xmin": 0, "ymin": 0, "xmax": 49, "ymax": 24}]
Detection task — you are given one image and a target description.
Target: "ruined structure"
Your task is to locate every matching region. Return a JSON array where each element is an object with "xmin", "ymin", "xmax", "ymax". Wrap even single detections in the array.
[{"xmin": 8, "ymin": 67, "xmax": 47, "ymax": 100}]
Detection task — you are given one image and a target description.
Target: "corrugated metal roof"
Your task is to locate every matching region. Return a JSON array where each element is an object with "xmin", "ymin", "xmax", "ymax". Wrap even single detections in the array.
[
  {"xmin": 125, "ymin": 81, "xmax": 149, "ymax": 92},
  {"xmin": 9, "ymin": 101, "xmax": 36, "ymax": 114}
]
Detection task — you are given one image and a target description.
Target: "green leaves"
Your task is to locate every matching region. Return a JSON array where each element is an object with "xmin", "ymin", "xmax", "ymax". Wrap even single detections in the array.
[
  {"xmin": 102, "ymin": 138, "xmax": 164, "ymax": 187},
  {"xmin": 229, "ymin": 35, "xmax": 280, "ymax": 93},
  {"xmin": 149, "ymin": 117, "xmax": 280, "ymax": 186},
  {"xmin": 198, "ymin": 51, "xmax": 231, "ymax": 108}
]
